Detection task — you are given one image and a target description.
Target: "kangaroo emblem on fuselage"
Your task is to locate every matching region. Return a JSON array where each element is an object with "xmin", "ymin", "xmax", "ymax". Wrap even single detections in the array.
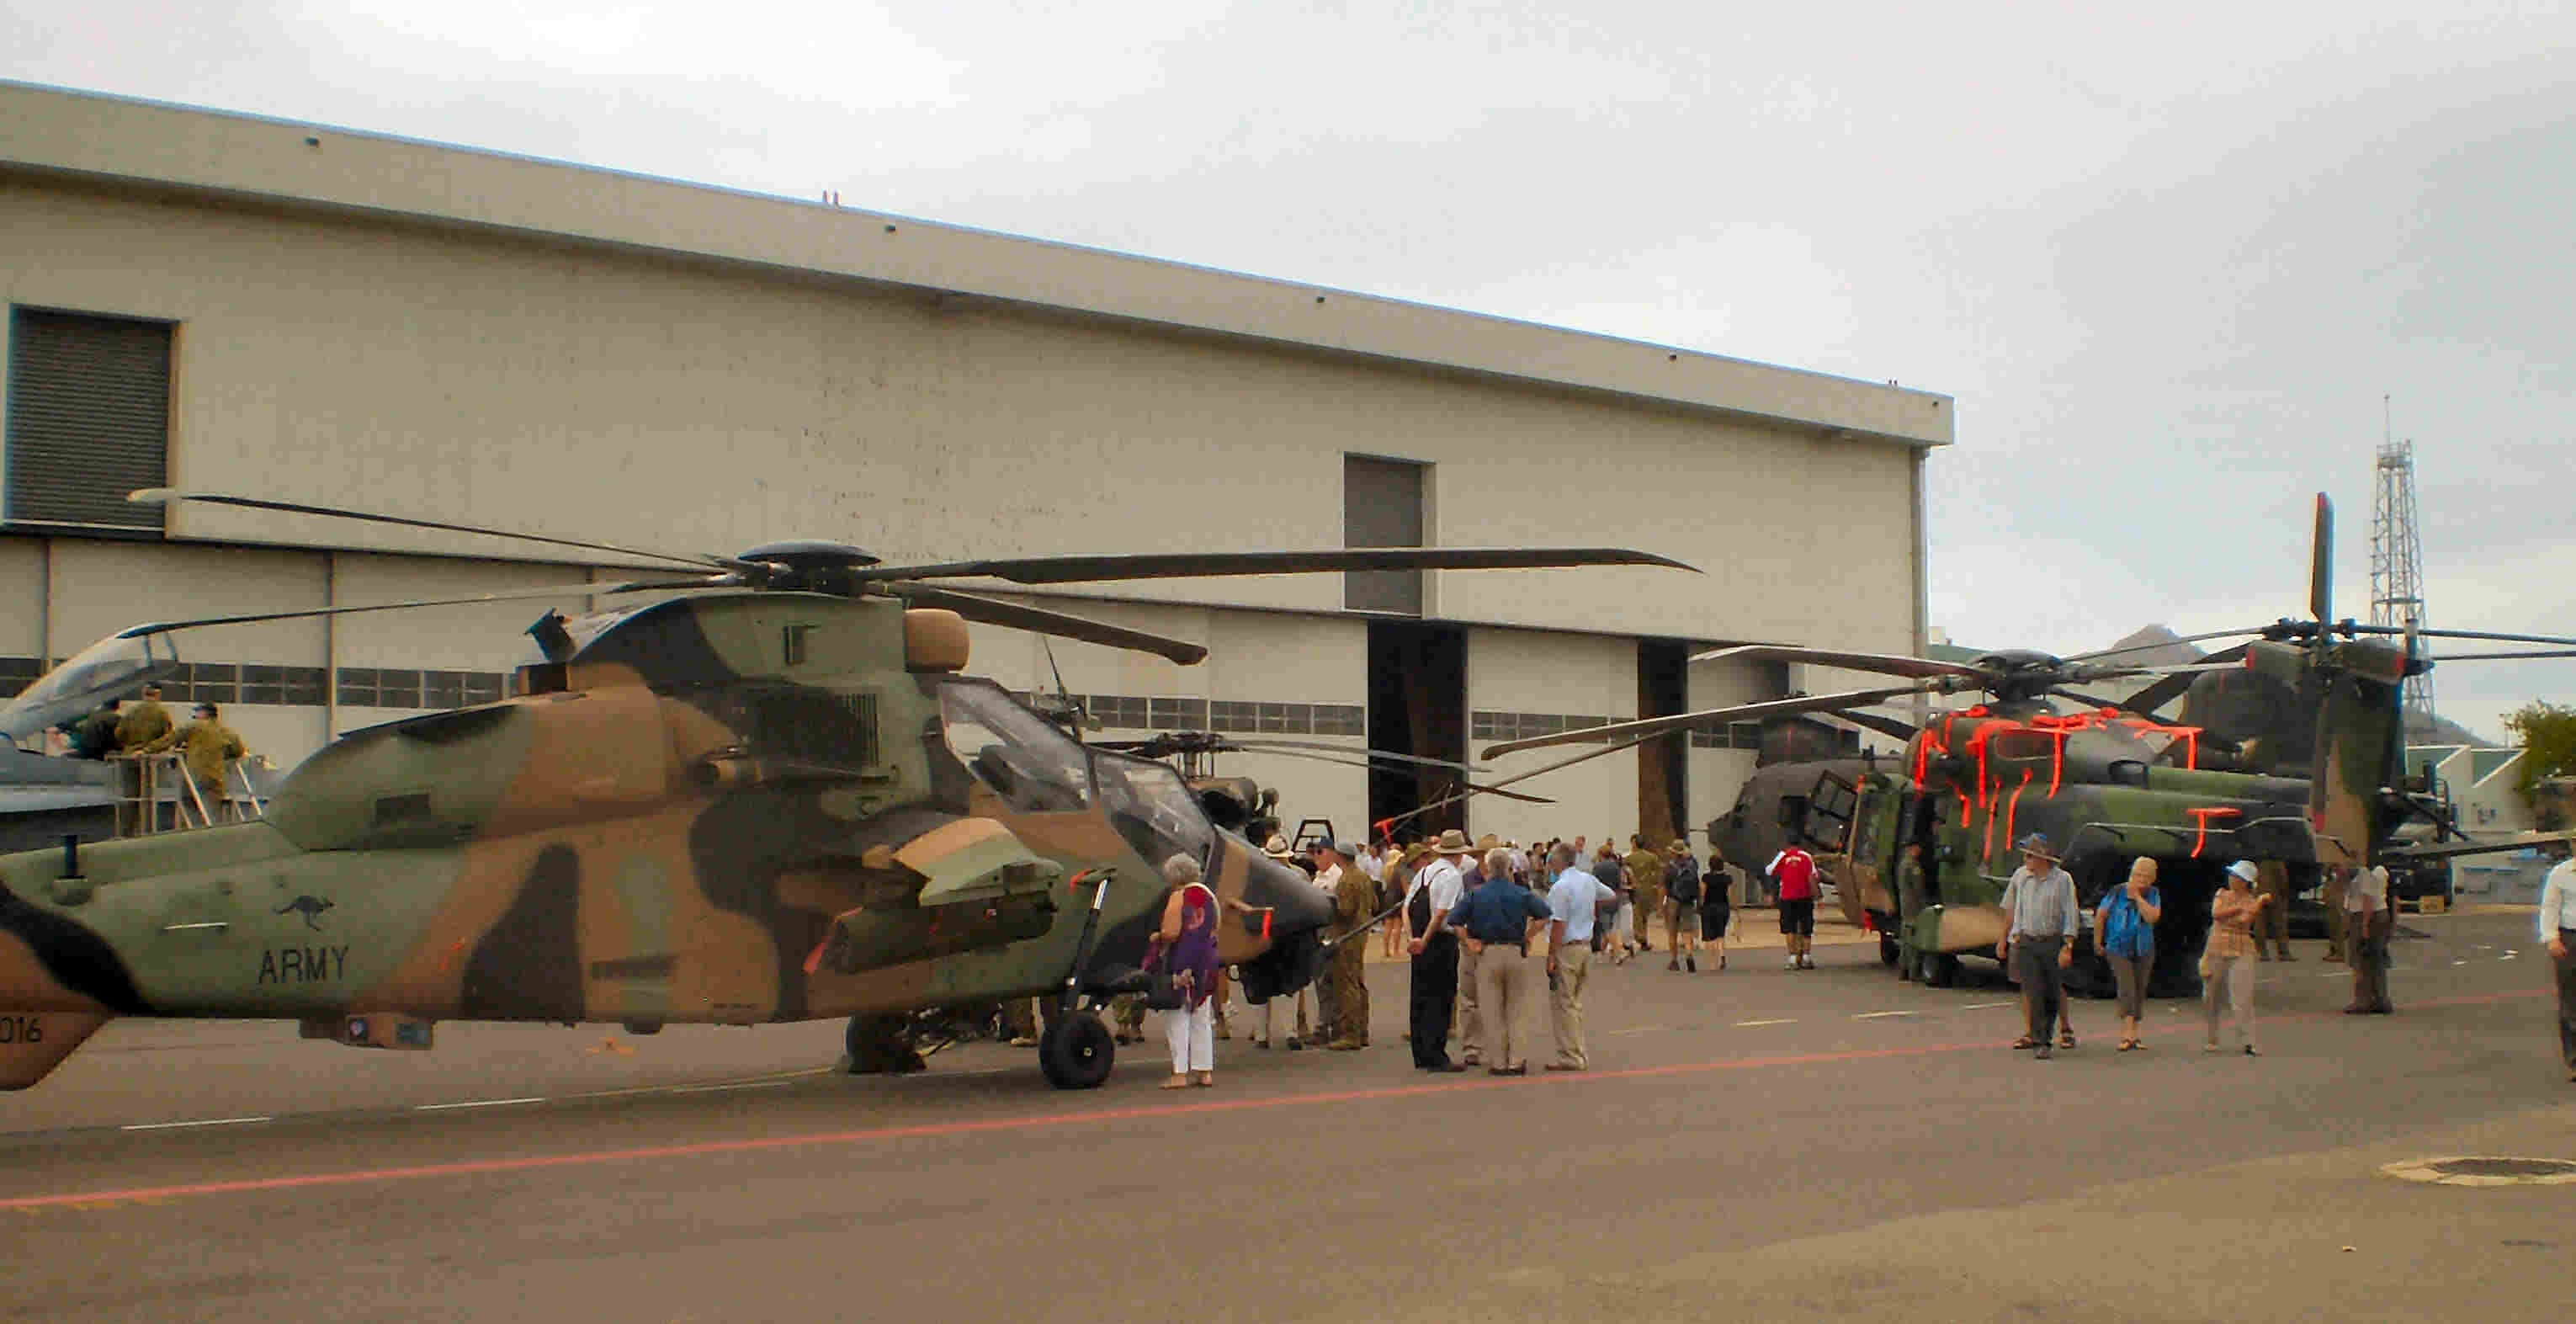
[{"xmin": 277, "ymin": 896, "xmax": 334, "ymax": 931}]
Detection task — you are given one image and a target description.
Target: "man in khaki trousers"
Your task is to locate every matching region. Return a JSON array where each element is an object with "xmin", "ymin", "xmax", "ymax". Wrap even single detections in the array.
[{"xmin": 1543, "ymin": 843, "xmax": 1617, "ymax": 1071}]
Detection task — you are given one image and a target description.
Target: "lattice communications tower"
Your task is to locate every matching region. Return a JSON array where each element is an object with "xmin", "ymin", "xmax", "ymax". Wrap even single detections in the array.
[{"xmin": 2370, "ymin": 434, "xmax": 2435, "ymax": 719}]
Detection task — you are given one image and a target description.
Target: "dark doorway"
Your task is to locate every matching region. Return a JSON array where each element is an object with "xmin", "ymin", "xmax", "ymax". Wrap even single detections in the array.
[
  {"xmin": 1367, "ymin": 619, "xmax": 1467, "ymax": 843},
  {"xmin": 1638, "ymin": 640, "xmax": 1690, "ymax": 844}
]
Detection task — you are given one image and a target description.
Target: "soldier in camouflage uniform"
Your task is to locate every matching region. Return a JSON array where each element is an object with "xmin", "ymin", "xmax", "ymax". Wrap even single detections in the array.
[
  {"xmin": 1319, "ymin": 840, "xmax": 1373, "ymax": 1049},
  {"xmin": 1624, "ymin": 835, "xmax": 1667, "ymax": 958},
  {"xmin": 2252, "ymin": 859, "xmax": 2294, "ymax": 960}
]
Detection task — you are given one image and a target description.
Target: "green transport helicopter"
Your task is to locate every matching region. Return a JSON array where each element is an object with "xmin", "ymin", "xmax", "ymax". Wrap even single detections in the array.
[
  {"xmin": 0, "ymin": 490, "xmax": 1691, "ymax": 1093},
  {"xmin": 1482, "ymin": 495, "xmax": 2576, "ymax": 995}
]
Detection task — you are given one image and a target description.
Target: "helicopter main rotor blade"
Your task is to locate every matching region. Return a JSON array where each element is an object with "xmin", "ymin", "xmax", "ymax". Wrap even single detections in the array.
[
  {"xmin": 2064, "ymin": 643, "xmax": 2253, "ymax": 716},
  {"xmin": 2419, "ymin": 648, "xmax": 2576, "ymax": 662},
  {"xmin": 2309, "ymin": 492, "xmax": 2334, "ymax": 625},
  {"xmin": 1233, "ymin": 747, "xmax": 1557, "ymax": 801},
  {"xmin": 1478, "ymin": 684, "xmax": 1937, "ymax": 761},
  {"xmin": 110, "ymin": 577, "xmax": 725, "ymax": 638},
  {"xmin": 2058, "ymin": 629, "xmax": 2266, "ymax": 665},
  {"xmin": 852, "ymin": 546, "xmax": 1697, "ymax": 586},
  {"xmin": 2345, "ymin": 625, "xmax": 2576, "ymax": 647},
  {"xmin": 1378, "ymin": 729, "xmax": 1670, "ymax": 837},
  {"xmin": 1219, "ymin": 737, "xmax": 1479, "ymax": 773},
  {"xmin": 889, "ymin": 586, "xmax": 1210, "ymax": 665},
  {"xmin": 1686, "ymin": 643, "xmax": 1985, "ymax": 682},
  {"xmin": 131, "ymin": 489, "xmax": 737, "ymax": 574}
]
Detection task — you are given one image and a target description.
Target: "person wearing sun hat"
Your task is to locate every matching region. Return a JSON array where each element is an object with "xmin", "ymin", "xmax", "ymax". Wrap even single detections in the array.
[
  {"xmin": 1996, "ymin": 832, "xmax": 2079, "ymax": 1059},
  {"xmin": 2204, "ymin": 859, "xmax": 2271, "ymax": 1055},
  {"xmin": 1251, "ymin": 833, "xmax": 1313, "ymax": 1050},
  {"xmin": 1403, "ymin": 828, "xmax": 1474, "ymax": 1071}
]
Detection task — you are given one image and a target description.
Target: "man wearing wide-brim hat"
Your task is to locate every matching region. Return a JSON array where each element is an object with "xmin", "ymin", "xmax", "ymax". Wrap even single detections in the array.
[
  {"xmin": 1251, "ymin": 833, "xmax": 1314, "ymax": 1050},
  {"xmin": 1454, "ymin": 833, "xmax": 1506, "ymax": 1064},
  {"xmin": 1996, "ymin": 832, "xmax": 2080, "ymax": 1060},
  {"xmin": 1402, "ymin": 829, "xmax": 1474, "ymax": 1071}
]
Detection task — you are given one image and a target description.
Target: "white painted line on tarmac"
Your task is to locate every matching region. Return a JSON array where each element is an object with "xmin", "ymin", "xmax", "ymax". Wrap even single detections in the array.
[
  {"xmin": 1854, "ymin": 1010, "xmax": 1919, "ymax": 1019},
  {"xmin": 668, "ymin": 1078, "xmax": 802, "ymax": 1094},
  {"xmin": 1604, "ymin": 1026, "xmax": 1663, "ymax": 1037},
  {"xmin": 1734, "ymin": 1018, "xmax": 1795, "ymax": 1027},
  {"xmin": 120, "ymin": 1116, "xmax": 271, "ymax": 1131},
  {"xmin": 2455, "ymin": 960, "xmax": 2470, "ymax": 965},
  {"xmin": 1963, "ymin": 1002, "xmax": 2014, "ymax": 1010},
  {"xmin": 414, "ymin": 1097, "xmax": 545, "ymax": 1112}
]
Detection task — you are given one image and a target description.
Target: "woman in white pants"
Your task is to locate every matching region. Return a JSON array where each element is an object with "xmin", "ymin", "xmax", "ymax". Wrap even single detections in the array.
[
  {"xmin": 2204, "ymin": 860, "xmax": 2271, "ymax": 1055},
  {"xmin": 1149, "ymin": 853, "xmax": 1224, "ymax": 1087}
]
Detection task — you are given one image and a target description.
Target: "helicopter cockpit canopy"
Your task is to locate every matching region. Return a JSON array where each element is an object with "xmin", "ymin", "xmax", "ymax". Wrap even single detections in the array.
[
  {"xmin": 937, "ymin": 677, "xmax": 1222, "ymax": 877},
  {"xmin": 940, "ymin": 678, "xmax": 1092, "ymax": 815},
  {"xmin": 0, "ymin": 631, "xmax": 183, "ymax": 742}
]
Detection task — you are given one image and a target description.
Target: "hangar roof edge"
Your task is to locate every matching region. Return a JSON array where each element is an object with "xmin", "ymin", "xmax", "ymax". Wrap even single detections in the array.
[{"xmin": 0, "ymin": 79, "xmax": 1953, "ymax": 449}]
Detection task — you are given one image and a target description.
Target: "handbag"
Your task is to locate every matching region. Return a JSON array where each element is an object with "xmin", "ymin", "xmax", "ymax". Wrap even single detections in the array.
[{"xmin": 1141, "ymin": 940, "xmax": 1187, "ymax": 1011}]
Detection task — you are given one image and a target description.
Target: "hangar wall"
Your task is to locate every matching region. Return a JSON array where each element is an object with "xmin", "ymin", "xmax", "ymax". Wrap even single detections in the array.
[{"xmin": 0, "ymin": 82, "xmax": 1947, "ymax": 843}]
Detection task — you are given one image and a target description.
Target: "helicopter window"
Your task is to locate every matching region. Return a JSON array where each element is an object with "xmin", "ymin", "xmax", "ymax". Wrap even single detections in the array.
[
  {"xmin": 2108, "ymin": 759, "xmax": 2149, "ymax": 787},
  {"xmin": 1803, "ymin": 773, "xmax": 1858, "ymax": 851},
  {"xmin": 938, "ymin": 679, "xmax": 1092, "ymax": 813},
  {"xmin": 1092, "ymin": 752, "xmax": 1215, "ymax": 875}
]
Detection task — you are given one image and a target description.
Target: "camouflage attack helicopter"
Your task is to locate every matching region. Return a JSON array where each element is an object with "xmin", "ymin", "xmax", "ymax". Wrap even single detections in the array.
[
  {"xmin": 0, "ymin": 490, "xmax": 1690, "ymax": 1092},
  {"xmin": 1485, "ymin": 496, "xmax": 2576, "ymax": 994}
]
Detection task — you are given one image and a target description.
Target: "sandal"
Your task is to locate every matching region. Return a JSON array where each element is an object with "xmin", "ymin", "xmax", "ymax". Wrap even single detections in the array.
[
  {"xmin": 2058, "ymin": 1031, "xmax": 2077, "ymax": 1050},
  {"xmin": 2117, "ymin": 1040, "xmax": 2137, "ymax": 1052},
  {"xmin": 1161, "ymin": 1075, "xmax": 1192, "ymax": 1090},
  {"xmin": 2010, "ymin": 1037, "xmax": 2041, "ymax": 1050}
]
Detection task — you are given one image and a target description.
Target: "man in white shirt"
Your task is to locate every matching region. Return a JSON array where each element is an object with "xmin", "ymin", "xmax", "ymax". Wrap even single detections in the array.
[
  {"xmin": 1544, "ymin": 844, "xmax": 1617, "ymax": 1071},
  {"xmin": 2541, "ymin": 853, "xmax": 2576, "ymax": 1081},
  {"xmin": 2343, "ymin": 862, "xmax": 2394, "ymax": 1015},
  {"xmin": 1405, "ymin": 829, "xmax": 1472, "ymax": 1072}
]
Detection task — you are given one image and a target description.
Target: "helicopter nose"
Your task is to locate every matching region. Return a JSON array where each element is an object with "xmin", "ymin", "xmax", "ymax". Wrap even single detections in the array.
[{"xmin": 1241, "ymin": 852, "xmax": 1333, "ymax": 937}]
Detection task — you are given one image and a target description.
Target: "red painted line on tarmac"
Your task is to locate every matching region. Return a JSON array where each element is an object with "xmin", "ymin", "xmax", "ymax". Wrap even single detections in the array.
[{"xmin": 4, "ymin": 986, "xmax": 2547, "ymax": 1212}]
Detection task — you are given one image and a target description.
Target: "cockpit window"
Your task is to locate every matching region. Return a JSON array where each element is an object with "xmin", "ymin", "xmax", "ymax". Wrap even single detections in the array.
[
  {"xmin": 938, "ymin": 679, "xmax": 1092, "ymax": 813},
  {"xmin": 1092, "ymin": 752, "xmax": 1216, "ymax": 875}
]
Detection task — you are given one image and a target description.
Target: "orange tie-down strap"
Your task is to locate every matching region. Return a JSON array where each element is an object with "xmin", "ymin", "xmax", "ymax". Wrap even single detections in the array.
[{"xmin": 2183, "ymin": 806, "xmax": 2242, "ymax": 858}]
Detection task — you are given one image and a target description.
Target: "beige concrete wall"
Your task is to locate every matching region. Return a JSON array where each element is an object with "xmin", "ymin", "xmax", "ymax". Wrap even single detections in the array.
[
  {"xmin": 0, "ymin": 81, "xmax": 1952, "ymax": 451},
  {"xmin": 1464, "ymin": 625, "xmax": 1639, "ymax": 847},
  {"xmin": 0, "ymin": 177, "xmax": 1919, "ymax": 656}
]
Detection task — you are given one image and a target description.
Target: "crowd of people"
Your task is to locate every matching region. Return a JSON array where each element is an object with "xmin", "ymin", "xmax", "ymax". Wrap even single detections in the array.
[
  {"xmin": 1117, "ymin": 826, "xmax": 1766, "ymax": 1085},
  {"xmin": 1106, "ymin": 824, "xmax": 2437, "ymax": 1087}
]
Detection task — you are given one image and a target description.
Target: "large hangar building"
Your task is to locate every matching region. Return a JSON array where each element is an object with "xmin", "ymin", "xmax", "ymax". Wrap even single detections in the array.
[{"xmin": 0, "ymin": 81, "xmax": 1952, "ymax": 848}]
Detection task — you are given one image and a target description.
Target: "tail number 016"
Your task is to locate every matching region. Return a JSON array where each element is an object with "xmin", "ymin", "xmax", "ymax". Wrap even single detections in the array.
[{"xmin": 0, "ymin": 1016, "xmax": 42, "ymax": 1044}]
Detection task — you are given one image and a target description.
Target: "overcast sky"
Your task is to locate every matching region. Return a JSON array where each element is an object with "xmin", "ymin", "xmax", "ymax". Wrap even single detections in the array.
[{"xmin": 7, "ymin": 0, "xmax": 2570, "ymax": 740}]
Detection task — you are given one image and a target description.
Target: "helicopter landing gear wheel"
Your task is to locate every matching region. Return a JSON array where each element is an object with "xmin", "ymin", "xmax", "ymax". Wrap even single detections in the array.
[
  {"xmin": 1038, "ymin": 1009, "xmax": 1115, "ymax": 1090},
  {"xmin": 1878, "ymin": 933, "xmax": 1900, "ymax": 966},
  {"xmin": 1920, "ymin": 952, "xmax": 1960, "ymax": 988},
  {"xmin": 842, "ymin": 1013, "xmax": 927, "ymax": 1075}
]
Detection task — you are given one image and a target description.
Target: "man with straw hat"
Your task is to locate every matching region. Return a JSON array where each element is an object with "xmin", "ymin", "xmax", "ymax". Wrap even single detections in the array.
[
  {"xmin": 1996, "ymin": 832, "xmax": 2080, "ymax": 1059},
  {"xmin": 1250, "ymin": 833, "xmax": 1312, "ymax": 1050},
  {"xmin": 1404, "ymin": 829, "xmax": 1474, "ymax": 1071}
]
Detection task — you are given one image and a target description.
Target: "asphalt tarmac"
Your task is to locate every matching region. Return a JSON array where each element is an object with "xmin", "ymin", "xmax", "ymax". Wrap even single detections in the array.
[{"xmin": 3, "ymin": 909, "xmax": 2570, "ymax": 1323}]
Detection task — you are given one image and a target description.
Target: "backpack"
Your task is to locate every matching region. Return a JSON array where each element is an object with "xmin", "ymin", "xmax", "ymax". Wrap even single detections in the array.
[{"xmin": 1666, "ymin": 856, "xmax": 1701, "ymax": 905}]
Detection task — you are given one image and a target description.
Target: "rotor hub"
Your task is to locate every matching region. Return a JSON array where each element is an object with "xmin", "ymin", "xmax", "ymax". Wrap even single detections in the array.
[{"xmin": 736, "ymin": 540, "xmax": 882, "ymax": 572}]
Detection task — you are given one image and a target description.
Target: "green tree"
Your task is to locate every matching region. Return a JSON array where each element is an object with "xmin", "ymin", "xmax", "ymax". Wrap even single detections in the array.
[{"xmin": 2506, "ymin": 700, "xmax": 2576, "ymax": 830}]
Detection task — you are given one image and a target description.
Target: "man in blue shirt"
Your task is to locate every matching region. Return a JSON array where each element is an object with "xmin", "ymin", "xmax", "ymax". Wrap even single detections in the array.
[
  {"xmin": 1545, "ymin": 844, "xmax": 1617, "ymax": 1071},
  {"xmin": 1455, "ymin": 845, "xmax": 1554, "ymax": 1075}
]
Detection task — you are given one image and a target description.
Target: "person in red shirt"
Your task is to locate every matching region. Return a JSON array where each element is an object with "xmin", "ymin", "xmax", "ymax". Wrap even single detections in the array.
[{"xmin": 1770, "ymin": 846, "xmax": 1819, "ymax": 970}]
